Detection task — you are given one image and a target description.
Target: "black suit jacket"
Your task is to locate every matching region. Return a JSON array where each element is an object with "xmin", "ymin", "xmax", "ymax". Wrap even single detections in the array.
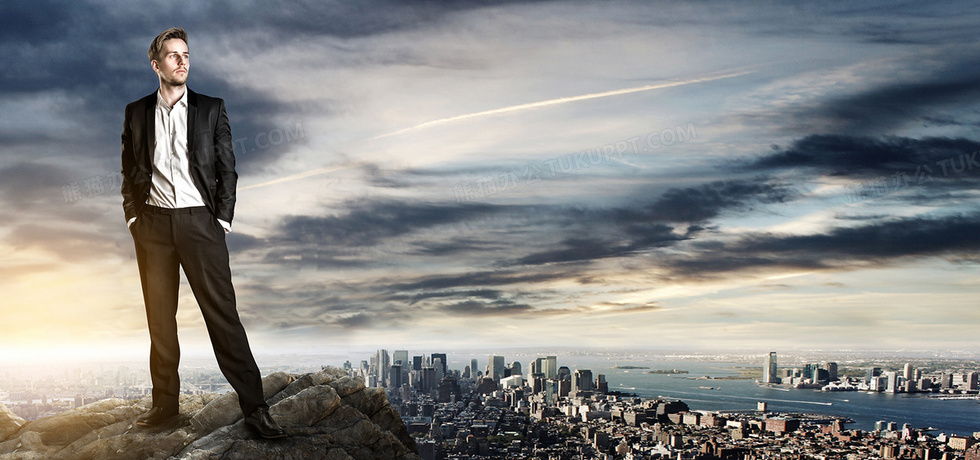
[{"xmin": 121, "ymin": 88, "xmax": 238, "ymax": 223}]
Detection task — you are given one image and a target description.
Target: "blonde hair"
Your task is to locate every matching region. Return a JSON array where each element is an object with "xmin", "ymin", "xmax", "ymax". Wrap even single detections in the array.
[{"xmin": 148, "ymin": 28, "xmax": 188, "ymax": 62}]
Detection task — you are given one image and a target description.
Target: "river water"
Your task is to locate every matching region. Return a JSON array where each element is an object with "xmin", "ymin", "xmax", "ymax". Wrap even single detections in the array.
[{"xmin": 566, "ymin": 358, "xmax": 979, "ymax": 436}]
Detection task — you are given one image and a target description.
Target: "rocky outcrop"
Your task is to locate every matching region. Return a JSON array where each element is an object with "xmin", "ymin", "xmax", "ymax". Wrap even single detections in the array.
[
  {"xmin": 0, "ymin": 368, "xmax": 419, "ymax": 460},
  {"xmin": 0, "ymin": 406, "xmax": 25, "ymax": 444}
]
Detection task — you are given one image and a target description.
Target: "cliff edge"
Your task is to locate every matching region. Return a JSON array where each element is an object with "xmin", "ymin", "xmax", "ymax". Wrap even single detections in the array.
[{"xmin": 0, "ymin": 367, "xmax": 419, "ymax": 460}]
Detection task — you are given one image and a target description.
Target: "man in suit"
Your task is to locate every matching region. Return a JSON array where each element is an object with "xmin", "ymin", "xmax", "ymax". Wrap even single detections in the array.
[{"xmin": 121, "ymin": 27, "xmax": 284, "ymax": 438}]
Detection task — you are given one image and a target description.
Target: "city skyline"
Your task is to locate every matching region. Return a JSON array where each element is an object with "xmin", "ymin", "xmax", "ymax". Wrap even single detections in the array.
[{"xmin": 3, "ymin": 1, "xmax": 980, "ymax": 363}]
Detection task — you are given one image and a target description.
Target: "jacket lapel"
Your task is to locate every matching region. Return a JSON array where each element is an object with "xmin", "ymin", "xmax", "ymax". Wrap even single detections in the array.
[
  {"xmin": 186, "ymin": 89, "xmax": 197, "ymax": 160},
  {"xmin": 144, "ymin": 95, "xmax": 155, "ymax": 163}
]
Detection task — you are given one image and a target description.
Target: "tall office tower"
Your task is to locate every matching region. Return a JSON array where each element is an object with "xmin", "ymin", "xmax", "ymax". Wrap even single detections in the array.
[
  {"xmin": 558, "ymin": 366, "xmax": 571, "ymax": 380},
  {"xmin": 530, "ymin": 359, "xmax": 540, "ymax": 376},
  {"xmin": 510, "ymin": 361, "xmax": 523, "ymax": 378},
  {"xmin": 421, "ymin": 366, "xmax": 436, "ymax": 393},
  {"xmin": 545, "ymin": 356, "xmax": 558, "ymax": 379},
  {"xmin": 902, "ymin": 363, "xmax": 913, "ymax": 382},
  {"xmin": 866, "ymin": 367, "xmax": 882, "ymax": 383},
  {"xmin": 389, "ymin": 364, "xmax": 403, "ymax": 389},
  {"xmin": 572, "ymin": 369, "xmax": 594, "ymax": 394},
  {"xmin": 884, "ymin": 371, "xmax": 898, "ymax": 394},
  {"xmin": 412, "ymin": 355, "xmax": 423, "ymax": 371},
  {"xmin": 763, "ymin": 352, "xmax": 779, "ymax": 384},
  {"xmin": 368, "ymin": 355, "xmax": 378, "ymax": 386},
  {"xmin": 596, "ymin": 374, "xmax": 608, "ymax": 393},
  {"xmin": 530, "ymin": 374, "xmax": 543, "ymax": 393},
  {"xmin": 432, "ymin": 357, "xmax": 445, "ymax": 380},
  {"xmin": 802, "ymin": 363, "xmax": 815, "ymax": 381},
  {"xmin": 825, "ymin": 362, "xmax": 838, "ymax": 382},
  {"xmin": 968, "ymin": 372, "xmax": 979, "ymax": 391},
  {"xmin": 544, "ymin": 379, "xmax": 559, "ymax": 406},
  {"xmin": 431, "ymin": 353, "xmax": 448, "ymax": 376},
  {"xmin": 393, "ymin": 350, "xmax": 409, "ymax": 367},
  {"xmin": 489, "ymin": 355, "xmax": 506, "ymax": 380},
  {"xmin": 471, "ymin": 359, "xmax": 479, "ymax": 378},
  {"xmin": 376, "ymin": 349, "xmax": 390, "ymax": 387},
  {"xmin": 462, "ymin": 365, "xmax": 471, "ymax": 379}
]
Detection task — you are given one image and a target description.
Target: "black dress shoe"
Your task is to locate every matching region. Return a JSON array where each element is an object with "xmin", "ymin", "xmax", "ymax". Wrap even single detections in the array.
[
  {"xmin": 245, "ymin": 407, "xmax": 286, "ymax": 439},
  {"xmin": 136, "ymin": 406, "xmax": 179, "ymax": 427}
]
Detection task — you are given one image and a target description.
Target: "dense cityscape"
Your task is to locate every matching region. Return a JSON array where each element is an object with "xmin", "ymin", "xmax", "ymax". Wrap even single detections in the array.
[
  {"xmin": 2, "ymin": 351, "xmax": 979, "ymax": 459},
  {"xmin": 343, "ymin": 350, "xmax": 980, "ymax": 459}
]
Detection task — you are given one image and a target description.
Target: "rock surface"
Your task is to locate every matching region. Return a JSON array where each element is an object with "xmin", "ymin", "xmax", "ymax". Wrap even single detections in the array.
[{"xmin": 0, "ymin": 368, "xmax": 419, "ymax": 460}]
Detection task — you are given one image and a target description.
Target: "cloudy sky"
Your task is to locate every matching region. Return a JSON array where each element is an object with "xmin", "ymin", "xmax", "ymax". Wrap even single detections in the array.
[{"xmin": 3, "ymin": 1, "xmax": 980, "ymax": 364}]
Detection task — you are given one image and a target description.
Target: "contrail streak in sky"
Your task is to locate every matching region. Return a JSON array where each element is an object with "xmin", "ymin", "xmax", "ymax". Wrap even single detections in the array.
[
  {"xmin": 239, "ymin": 164, "xmax": 358, "ymax": 191},
  {"xmin": 374, "ymin": 70, "xmax": 754, "ymax": 139}
]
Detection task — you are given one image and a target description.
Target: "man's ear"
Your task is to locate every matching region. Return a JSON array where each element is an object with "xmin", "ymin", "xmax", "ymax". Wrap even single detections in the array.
[{"xmin": 150, "ymin": 60, "xmax": 159, "ymax": 72}]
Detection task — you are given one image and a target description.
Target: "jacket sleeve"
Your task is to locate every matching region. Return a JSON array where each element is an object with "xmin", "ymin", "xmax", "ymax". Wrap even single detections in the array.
[
  {"xmin": 120, "ymin": 102, "xmax": 140, "ymax": 223},
  {"xmin": 212, "ymin": 99, "xmax": 238, "ymax": 223}
]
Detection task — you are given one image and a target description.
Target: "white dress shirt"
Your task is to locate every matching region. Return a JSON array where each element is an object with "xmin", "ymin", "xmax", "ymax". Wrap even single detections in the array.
[{"xmin": 148, "ymin": 89, "xmax": 206, "ymax": 210}]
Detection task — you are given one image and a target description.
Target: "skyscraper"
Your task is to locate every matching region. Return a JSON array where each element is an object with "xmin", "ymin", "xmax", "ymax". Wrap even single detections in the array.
[
  {"xmin": 825, "ymin": 362, "xmax": 838, "ymax": 382},
  {"xmin": 431, "ymin": 353, "xmax": 448, "ymax": 376},
  {"xmin": 866, "ymin": 367, "xmax": 882, "ymax": 383},
  {"xmin": 389, "ymin": 363, "xmax": 403, "ymax": 388},
  {"xmin": 432, "ymin": 357, "xmax": 445, "ymax": 380},
  {"xmin": 884, "ymin": 371, "xmax": 898, "ymax": 394},
  {"xmin": 572, "ymin": 369, "xmax": 594, "ymax": 394},
  {"xmin": 804, "ymin": 363, "xmax": 820, "ymax": 382},
  {"xmin": 375, "ymin": 349, "xmax": 390, "ymax": 387},
  {"xmin": 543, "ymin": 379, "xmax": 558, "ymax": 406},
  {"xmin": 393, "ymin": 350, "xmax": 409, "ymax": 367},
  {"xmin": 544, "ymin": 356, "xmax": 558, "ymax": 379},
  {"xmin": 596, "ymin": 374, "xmax": 608, "ymax": 393},
  {"xmin": 470, "ymin": 358, "xmax": 479, "ymax": 378},
  {"xmin": 510, "ymin": 361, "xmax": 523, "ymax": 378},
  {"xmin": 557, "ymin": 366, "xmax": 571, "ymax": 380},
  {"xmin": 488, "ymin": 355, "xmax": 506, "ymax": 380},
  {"xmin": 421, "ymin": 366, "xmax": 436, "ymax": 393},
  {"xmin": 763, "ymin": 352, "xmax": 779, "ymax": 384}
]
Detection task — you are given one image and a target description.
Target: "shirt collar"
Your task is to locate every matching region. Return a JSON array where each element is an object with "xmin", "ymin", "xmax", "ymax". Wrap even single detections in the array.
[{"xmin": 156, "ymin": 88, "xmax": 188, "ymax": 111}]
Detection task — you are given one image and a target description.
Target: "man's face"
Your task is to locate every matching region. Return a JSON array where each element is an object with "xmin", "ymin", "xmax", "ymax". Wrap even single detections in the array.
[{"xmin": 152, "ymin": 38, "xmax": 189, "ymax": 87}]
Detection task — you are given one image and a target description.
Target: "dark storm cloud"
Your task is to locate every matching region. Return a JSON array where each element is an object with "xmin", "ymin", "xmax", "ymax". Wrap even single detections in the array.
[
  {"xmin": 755, "ymin": 52, "xmax": 980, "ymax": 136},
  {"xmin": 515, "ymin": 228, "xmax": 684, "ymax": 266},
  {"xmin": 746, "ymin": 135, "xmax": 980, "ymax": 196},
  {"xmin": 410, "ymin": 237, "xmax": 508, "ymax": 256},
  {"xmin": 440, "ymin": 299, "xmax": 533, "ymax": 317},
  {"xmin": 389, "ymin": 270, "xmax": 569, "ymax": 292},
  {"xmin": 258, "ymin": 176, "xmax": 797, "ymax": 270},
  {"xmin": 643, "ymin": 179, "xmax": 796, "ymax": 223},
  {"xmin": 387, "ymin": 289, "xmax": 506, "ymax": 305},
  {"xmin": 813, "ymin": 69, "xmax": 980, "ymax": 134},
  {"xmin": 666, "ymin": 213, "xmax": 980, "ymax": 277},
  {"xmin": 225, "ymin": 231, "xmax": 264, "ymax": 253},
  {"xmin": 514, "ymin": 179, "xmax": 796, "ymax": 266},
  {"xmin": 274, "ymin": 200, "xmax": 508, "ymax": 247},
  {"xmin": 749, "ymin": 135, "xmax": 980, "ymax": 175}
]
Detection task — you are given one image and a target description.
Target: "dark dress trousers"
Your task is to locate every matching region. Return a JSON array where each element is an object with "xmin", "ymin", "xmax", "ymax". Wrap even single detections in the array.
[{"xmin": 121, "ymin": 89, "xmax": 266, "ymax": 415}]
